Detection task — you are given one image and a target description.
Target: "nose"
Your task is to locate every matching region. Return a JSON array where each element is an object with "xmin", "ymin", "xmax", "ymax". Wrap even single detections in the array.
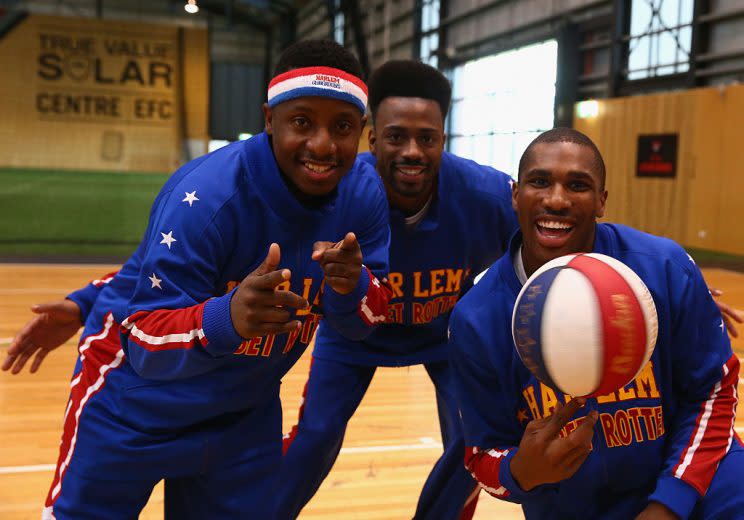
[
  {"xmin": 401, "ymin": 137, "xmax": 424, "ymax": 162},
  {"xmin": 543, "ymin": 184, "xmax": 571, "ymax": 212},
  {"xmin": 306, "ymin": 126, "xmax": 336, "ymax": 159}
]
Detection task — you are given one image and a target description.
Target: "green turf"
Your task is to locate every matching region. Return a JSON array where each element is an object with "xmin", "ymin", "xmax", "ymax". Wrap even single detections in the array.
[
  {"xmin": 0, "ymin": 168, "xmax": 169, "ymax": 260},
  {"xmin": 686, "ymin": 247, "xmax": 744, "ymax": 272},
  {"xmin": 3, "ymin": 167, "xmax": 744, "ymax": 269}
]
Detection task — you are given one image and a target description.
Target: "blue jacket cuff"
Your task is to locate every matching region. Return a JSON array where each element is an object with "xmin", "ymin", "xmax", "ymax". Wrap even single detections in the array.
[
  {"xmin": 322, "ymin": 265, "xmax": 370, "ymax": 314},
  {"xmin": 648, "ymin": 476, "xmax": 700, "ymax": 519},
  {"xmin": 202, "ymin": 288, "xmax": 244, "ymax": 357},
  {"xmin": 66, "ymin": 284, "xmax": 100, "ymax": 323},
  {"xmin": 501, "ymin": 448, "xmax": 558, "ymax": 502}
]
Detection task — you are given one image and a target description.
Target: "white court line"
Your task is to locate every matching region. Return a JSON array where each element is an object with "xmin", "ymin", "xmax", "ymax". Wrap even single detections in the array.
[
  {"xmin": 0, "ymin": 337, "xmax": 12, "ymax": 345},
  {"xmin": 0, "ymin": 364, "xmax": 741, "ymax": 475},
  {"xmin": 0, "ymin": 464, "xmax": 55, "ymax": 475},
  {"xmin": 341, "ymin": 439, "xmax": 442, "ymax": 455},
  {"xmin": 1, "ymin": 427, "xmax": 743, "ymax": 475},
  {"xmin": 0, "ymin": 263, "xmax": 119, "ymax": 269},
  {"xmin": 0, "ymin": 440, "xmax": 444, "ymax": 475},
  {"xmin": 0, "ymin": 288, "xmax": 79, "ymax": 295}
]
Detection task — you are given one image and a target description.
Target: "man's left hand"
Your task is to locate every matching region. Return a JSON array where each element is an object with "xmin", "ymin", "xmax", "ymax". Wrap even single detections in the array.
[{"xmin": 312, "ymin": 232, "xmax": 363, "ymax": 295}]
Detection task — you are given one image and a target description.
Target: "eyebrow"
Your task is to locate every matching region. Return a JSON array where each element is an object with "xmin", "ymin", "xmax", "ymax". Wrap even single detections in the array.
[
  {"xmin": 289, "ymin": 104, "xmax": 315, "ymax": 114},
  {"xmin": 524, "ymin": 168, "xmax": 550, "ymax": 177},
  {"xmin": 567, "ymin": 170, "xmax": 596, "ymax": 180},
  {"xmin": 288, "ymin": 104, "xmax": 357, "ymax": 119},
  {"xmin": 525, "ymin": 168, "xmax": 595, "ymax": 179},
  {"xmin": 383, "ymin": 124, "xmax": 439, "ymax": 133}
]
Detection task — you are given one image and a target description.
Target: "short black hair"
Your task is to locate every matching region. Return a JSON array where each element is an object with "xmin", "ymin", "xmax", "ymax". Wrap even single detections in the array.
[
  {"xmin": 367, "ymin": 60, "xmax": 451, "ymax": 122},
  {"xmin": 273, "ymin": 39, "xmax": 364, "ymax": 80},
  {"xmin": 518, "ymin": 127, "xmax": 606, "ymax": 189}
]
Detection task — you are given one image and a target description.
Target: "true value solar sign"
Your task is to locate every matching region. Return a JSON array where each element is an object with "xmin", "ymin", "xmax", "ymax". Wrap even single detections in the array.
[{"xmin": 34, "ymin": 20, "xmax": 177, "ymax": 125}]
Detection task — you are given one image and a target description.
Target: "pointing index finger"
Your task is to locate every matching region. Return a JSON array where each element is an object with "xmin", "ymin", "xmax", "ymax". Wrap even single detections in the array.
[{"xmin": 336, "ymin": 232, "xmax": 358, "ymax": 251}]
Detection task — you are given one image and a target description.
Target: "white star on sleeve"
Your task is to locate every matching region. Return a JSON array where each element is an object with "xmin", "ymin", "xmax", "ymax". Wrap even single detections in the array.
[
  {"xmin": 182, "ymin": 191, "xmax": 199, "ymax": 207},
  {"xmin": 149, "ymin": 273, "xmax": 163, "ymax": 289},
  {"xmin": 720, "ymin": 319, "xmax": 725, "ymax": 333},
  {"xmin": 160, "ymin": 231, "xmax": 177, "ymax": 249}
]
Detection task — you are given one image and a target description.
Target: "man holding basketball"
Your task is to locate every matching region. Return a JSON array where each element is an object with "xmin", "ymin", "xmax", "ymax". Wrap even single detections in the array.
[{"xmin": 449, "ymin": 127, "xmax": 743, "ymax": 519}]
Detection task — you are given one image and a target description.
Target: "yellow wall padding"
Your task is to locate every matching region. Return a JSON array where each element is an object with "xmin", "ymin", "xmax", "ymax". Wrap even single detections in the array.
[
  {"xmin": 574, "ymin": 85, "xmax": 744, "ymax": 256},
  {"xmin": 0, "ymin": 14, "xmax": 208, "ymax": 173}
]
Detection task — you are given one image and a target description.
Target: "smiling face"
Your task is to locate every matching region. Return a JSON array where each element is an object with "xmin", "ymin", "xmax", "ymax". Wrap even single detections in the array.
[
  {"xmin": 513, "ymin": 141, "xmax": 608, "ymax": 276},
  {"xmin": 368, "ymin": 96, "xmax": 445, "ymax": 214},
  {"xmin": 263, "ymin": 96, "xmax": 366, "ymax": 199}
]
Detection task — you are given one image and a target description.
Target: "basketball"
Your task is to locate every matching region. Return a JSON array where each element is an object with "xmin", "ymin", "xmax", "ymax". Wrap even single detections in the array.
[{"xmin": 511, "ymin": 253, "xmax": 658, "ymax": 398}]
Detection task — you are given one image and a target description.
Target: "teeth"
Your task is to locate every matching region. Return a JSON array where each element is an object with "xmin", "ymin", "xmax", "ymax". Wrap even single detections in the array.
[
  {"xmin": 538, "ymin": 221, "xmax": 571, "ymax": 230},
  {"xmin": 398, "ymin": 167, "xmax": 423, "ymax": 175},
  {"xmin": 306, "ymin": 162, "xmax": 333, "ymax": 173}
]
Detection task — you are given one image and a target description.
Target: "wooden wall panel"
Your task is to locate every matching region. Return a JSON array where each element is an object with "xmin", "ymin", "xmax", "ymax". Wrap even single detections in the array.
[
  {"xmin": 0, "ymin": 15, "xmax": 208, "ymax": 173},
  {"xmin": 575, "ymin": 85, "xmax": 744, "ymax": 256},
  {"xmin": 684, "ymin": 89, "xmax": 725, "ymax": 251},
  {"xmin": 182, "ymin": 26, "xmax": 209, "ymax": 156},
  {"xmin": 717, "ymin": 87, "xmax": 744, "ymax": 256}
]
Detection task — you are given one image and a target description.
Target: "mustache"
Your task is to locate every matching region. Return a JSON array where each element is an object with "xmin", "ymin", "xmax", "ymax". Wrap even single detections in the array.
[
  {"xmin": 538, "ymin": 209, "xmax": 570, "ymax": 218},
  {"xmin": 393, "ymin": 160, "xmax": 427, "ymax": 168},
  {"xmin": 300, "ymin": 156, "xmax": 339, "ymax": 165}
]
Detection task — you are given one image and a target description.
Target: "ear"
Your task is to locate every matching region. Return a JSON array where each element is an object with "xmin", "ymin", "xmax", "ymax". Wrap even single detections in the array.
[
  {"xmin": 511, "ymin": 178, "xmax": 519, "ymax": 212},
  {"xmin": 368, "ymin": 126, "xmax": 377, "ymax": 156},
  {"xmin": 262, "ymin": 103, "xmax": 273, "ymax": 134},
  {"xmin": 597, "ymin": 189, "xmax": 608, "ymax": 218}
]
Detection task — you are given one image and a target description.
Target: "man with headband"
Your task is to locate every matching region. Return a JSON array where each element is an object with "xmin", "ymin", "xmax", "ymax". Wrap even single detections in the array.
[{"xmin": 35, "ymin": 39, "xmax": 392, "ymax": 520}]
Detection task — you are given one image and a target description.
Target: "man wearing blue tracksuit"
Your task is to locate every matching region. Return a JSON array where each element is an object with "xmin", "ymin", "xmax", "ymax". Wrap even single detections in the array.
[
  {"xmin": 449, "ymin": 127, "xmax": 743, "ymax": 519},
  {"xmin": 278, "ymin": 60, "xmax": 518, "ymax": 520},
  {"xmin": 38, "ymin": 40, "xmax": 393, "ymax": 520}
]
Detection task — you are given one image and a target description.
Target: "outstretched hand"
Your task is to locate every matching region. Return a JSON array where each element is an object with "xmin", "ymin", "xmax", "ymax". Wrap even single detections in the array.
[
  {"xmin": 710, "ymin": 288, "xmax": 742, "ymax": 338},
  {"xmin": 2, "ymin": 300, "xmax": 83, "ymax": 374},
  {"xmin": 509, "ymin": 398, "xmax": 598, "ymax": 491},
  {"xmin": 230, "ymin": 243, "xmax": 309, "ymax": 338},
  {"xmin": 312, "ymin": 232, "xmax": 363, "ymax": 295}
]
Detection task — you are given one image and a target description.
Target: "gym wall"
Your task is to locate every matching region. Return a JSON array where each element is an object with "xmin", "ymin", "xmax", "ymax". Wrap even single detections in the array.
[
  {"xmin": 0, "ymin": 14, "xmax": 208, "ymax": 173},
  {"xmin": 575, "ymin": 84, "xmax": 744, "ymax": 257}
]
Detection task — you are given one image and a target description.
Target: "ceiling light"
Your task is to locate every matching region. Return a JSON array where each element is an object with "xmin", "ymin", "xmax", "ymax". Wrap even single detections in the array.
[{"xmin": 576, "ymin": 100, "xmax": 599, "ymax": 119}]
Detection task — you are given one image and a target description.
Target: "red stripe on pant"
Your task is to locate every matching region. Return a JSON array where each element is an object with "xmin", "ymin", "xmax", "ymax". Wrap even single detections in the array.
[
  {"xmin": 283, "ymin": 355, "xmax": 315, "ymax": 455},
  {"xmin": 45, "ymin": 313, "xmax": 124, "ymax": 509},
  {"xmin": 459, "ymin": 483, "xmax": 481, "ymax": 520}
]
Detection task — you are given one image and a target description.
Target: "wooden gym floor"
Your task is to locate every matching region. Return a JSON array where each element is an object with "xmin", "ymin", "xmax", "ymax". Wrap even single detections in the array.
[{"xmin": 1, "ymin": 264, "xmax": 742, "ymax": 520}]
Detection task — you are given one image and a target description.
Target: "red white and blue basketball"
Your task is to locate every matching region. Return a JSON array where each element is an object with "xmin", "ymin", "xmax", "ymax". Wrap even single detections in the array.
[{"xmin": 511, "ymin": 253, "xmax": 658, "ymax": 398}]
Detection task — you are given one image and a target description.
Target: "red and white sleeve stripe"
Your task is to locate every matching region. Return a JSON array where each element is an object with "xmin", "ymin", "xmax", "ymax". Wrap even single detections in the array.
[
  {"xmin": 91, "ymin": 270, "xmax": 119, "ymax": 287},
  {"xmin": 121, "ymin": 302, "xmax": 208, "ymax": 352},
  {"xmin": 464, "ymin": 445, "xmax": 512, "ymax": 499},
  {"xmin": 672, "ymin": 354, "xmax": 740, "ymax": 495},
  {"xmin": 358, "ymin": 267, "xmax": 393, "ymax": 326}
]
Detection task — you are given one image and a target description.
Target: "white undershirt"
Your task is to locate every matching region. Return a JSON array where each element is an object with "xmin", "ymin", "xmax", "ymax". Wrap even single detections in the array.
[
  {"xmin": 404, "ymin": 195, "xmax": 433, "ymax": 230},
  {"xmin": 513, "ymin": 245, "xmax": 528, "ymax": 284}
]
